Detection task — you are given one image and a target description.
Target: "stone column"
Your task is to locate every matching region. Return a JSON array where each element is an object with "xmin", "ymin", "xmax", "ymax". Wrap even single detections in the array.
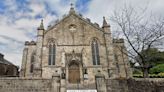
[
  {"xmin": 95, "ymin": 75, "xmax": 107, "ymax": 92},
  {"xmin": 20, "ymin": 47, "xmax": 28, "ymax": 77},
  {"xmin": 52, "ymin": 75, "xmax": 61, "ymax": 92},
  {"xmin": 60, "ymin": 79, "xmax": 66, "ymax": 92}
]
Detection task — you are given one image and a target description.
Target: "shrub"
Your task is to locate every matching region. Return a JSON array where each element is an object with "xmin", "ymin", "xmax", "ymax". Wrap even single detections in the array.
[
  {"xmin": 150, "ymin": 64, "xmax": 164, "ymax": 74},
  {"xmin": 133, "ymin": 69, "xmax": 142, "ymax": 74}
]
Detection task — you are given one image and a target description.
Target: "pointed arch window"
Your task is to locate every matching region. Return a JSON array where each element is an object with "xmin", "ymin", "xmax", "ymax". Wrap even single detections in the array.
[
  {"xmin": 91, "ymin": 39, "xmax": 100, "ymax": 65},
  {"xmin": 48, "ymin": 43, "xmax": 56, "ymax": 65},
  {"xmin": 30, "ymin": 52, "xmax": 35, "ymax": 73}
]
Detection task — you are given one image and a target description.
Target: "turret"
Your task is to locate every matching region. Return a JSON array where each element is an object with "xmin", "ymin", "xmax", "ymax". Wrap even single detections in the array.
[
  {"xmin": 37, "ymin": 19, "xmax": 44, "ymax": 36},
  {"xmin": 102, "ymin": 17, "xmax": 111, "ymax": 34},
  {"xmin": 102, "ymin": 17, "xmax": 117, "ymax": 78},
  {"xmin": 34, "ymin": 19, "xmax": 45, "ymax": 77}
]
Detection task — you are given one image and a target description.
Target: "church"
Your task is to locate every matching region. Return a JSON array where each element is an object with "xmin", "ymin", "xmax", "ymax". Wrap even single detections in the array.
[{"xmin": 20, "ymin": 5, "xmax": 132, "ymax": 91}]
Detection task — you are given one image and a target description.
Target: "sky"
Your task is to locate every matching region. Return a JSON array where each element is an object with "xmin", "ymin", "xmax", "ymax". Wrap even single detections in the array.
[{"xmin": 0, "ymin": 0, "xmax": 164, "ymax": 67}]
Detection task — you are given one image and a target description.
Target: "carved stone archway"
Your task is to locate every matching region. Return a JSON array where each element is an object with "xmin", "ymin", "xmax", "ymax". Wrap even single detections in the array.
[{"xmin": 65, "ymin": 50, "xmax": 83, "ymax": 84}]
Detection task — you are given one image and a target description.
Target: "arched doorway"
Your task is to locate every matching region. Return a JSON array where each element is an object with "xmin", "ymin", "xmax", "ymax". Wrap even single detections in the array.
[{"xmin": 68, "ymin": 61, "xmax": 80, "ymax": 83}]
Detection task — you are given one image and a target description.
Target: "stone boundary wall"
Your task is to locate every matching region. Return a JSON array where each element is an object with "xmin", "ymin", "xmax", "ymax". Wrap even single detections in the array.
[
  {"xmin": 127, "ymin": 78, "xmax": 164, "ymax": 92},
  {"xmin": 106, "ymin": 78, "xmax": 164, "ymax": 92},
  {"xmin": 106, "ymin": 79, "xmax": 128, "ymax": 92},
  {"xmin": 0, "ymin": 77, "xmax": 53, "ymax": 92},
  {"xmin": 0, "ymin": 77, "xmax": 164, "ymax": 92}
]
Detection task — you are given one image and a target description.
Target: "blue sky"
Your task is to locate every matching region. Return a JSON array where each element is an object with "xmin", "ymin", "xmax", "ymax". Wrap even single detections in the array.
[{"xmin": 0, "ymin": 0, "xmax": 164, "ymax": 67}]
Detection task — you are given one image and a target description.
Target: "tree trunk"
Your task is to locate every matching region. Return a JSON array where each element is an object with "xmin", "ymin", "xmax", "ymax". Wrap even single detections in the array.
[{"xmin": 143, "ymin": 68, "xmax": 149, "ymax": 78}]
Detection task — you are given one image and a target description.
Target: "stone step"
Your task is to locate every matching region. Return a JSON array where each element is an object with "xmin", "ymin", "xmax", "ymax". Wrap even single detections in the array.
[{"xmin": 66, "ymin": 84, "xmax": 96, "ymax": 89}]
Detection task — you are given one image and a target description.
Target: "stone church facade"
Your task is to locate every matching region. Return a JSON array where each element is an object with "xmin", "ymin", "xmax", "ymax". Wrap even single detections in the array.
[{"xmin": 20, "ymin": 6, "xmax": 132, "ymax": 91}]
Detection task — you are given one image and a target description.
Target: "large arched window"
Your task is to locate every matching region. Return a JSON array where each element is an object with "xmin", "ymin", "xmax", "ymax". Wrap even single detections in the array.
[
  {"xmin": 30, "ymin": 52, "xmax": 35, "ymax": 73},
  {"xmin": 91, "ymin": 39, "xmax": 100, "ymax": 65},
  {"xmin": 48, "ymin": 43, "xmax": 56, "ymax": 65}
]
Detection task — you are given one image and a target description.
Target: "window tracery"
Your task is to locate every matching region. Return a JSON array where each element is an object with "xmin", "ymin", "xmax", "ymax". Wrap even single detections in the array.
[
  {"xmin": 48, "ymin": 42, "xmax": 56, "ymax": 65},
  {"xmin": 91, "ymin": 39, "xmax": 100, "ymax": 65}
]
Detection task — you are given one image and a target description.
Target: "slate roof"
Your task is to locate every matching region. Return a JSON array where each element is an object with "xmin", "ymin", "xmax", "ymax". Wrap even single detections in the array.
[
  {"xmin": 0, "ymin": 53, "xmax": 16, "ymax": 66},
  {"xmin": 0, "ymin": 59, "xmax": 14, "ymax": 65}
]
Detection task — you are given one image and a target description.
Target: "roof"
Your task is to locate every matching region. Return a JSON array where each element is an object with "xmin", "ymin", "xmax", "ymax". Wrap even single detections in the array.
[
  {"xmin": 0, "ymin": 53, "xmax": 16, "ymax": 66},
  {"xmin": 45, "ymin": 6, "xmax": 103, "ymax": 33},
  {"xmin": 0, "ymin": 59, "xmax": 14, "ymax": 65}
]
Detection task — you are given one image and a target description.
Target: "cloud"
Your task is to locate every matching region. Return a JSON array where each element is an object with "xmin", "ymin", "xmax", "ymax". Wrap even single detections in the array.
[
  {"xmin": 0, "ymin": 36, "xmax": 11, "ymax": 44},
  {"xmin": 84, "ymin": 0, "xmax": 113, "ymax": 26},
  {"xmin": 28, "ymin": 1, "xmax": 47, "ymax": 18},
  {"xmin": 84, "ymin": 0, "xmax": 164, "ymax": 26},
  {"xmin": 38, "ymin": 0, "xmax": 79, "ymax": 18},
  {"xmin": 0, "ymin": 0, "xmax": 63, "ymax": 67},
  {"xmin": 3, "ymin": 0, "xmax": 17, "ymax": 11}
]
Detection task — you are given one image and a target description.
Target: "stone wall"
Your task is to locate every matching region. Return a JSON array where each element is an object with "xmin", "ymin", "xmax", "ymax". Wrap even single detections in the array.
[
  {"xmin": 106, "ymin": 79, "xmax": 128, "ymax": 92},
  {"xmin": 0, "ymin": 77, "xmax": 55, "ymax": 92},
  {"xmin": 127, "ymin": 78, "xmax": 164, "ymax": 92},
  {"xmin": 106, "ymin": 78, "xmax": 164, "ymax": 92},
  {"xmin": 1, "ymin": 77, "xmax": 164, "ymax": 92}
]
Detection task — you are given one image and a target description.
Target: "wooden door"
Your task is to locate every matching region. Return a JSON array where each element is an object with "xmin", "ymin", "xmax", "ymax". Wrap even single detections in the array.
[{"xmin": 68, "ymin": 62, "xmax": 80, "ymax": 83}]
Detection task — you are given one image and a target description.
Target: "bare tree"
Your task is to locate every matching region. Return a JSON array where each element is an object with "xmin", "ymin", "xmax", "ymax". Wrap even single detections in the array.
[{"xmin": 111, "ymin": 5, "xmax": 164, "ymax": 78}]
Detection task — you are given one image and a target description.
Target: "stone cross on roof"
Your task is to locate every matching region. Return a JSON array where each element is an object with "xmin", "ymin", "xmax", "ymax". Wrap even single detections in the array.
[
  {"xmin": 70, "ymin": 3, "xmax": 73, "ymax": 8},
  {"xmin": 69, "ymin": 3, "xmax": 75, "ymax": 14}
]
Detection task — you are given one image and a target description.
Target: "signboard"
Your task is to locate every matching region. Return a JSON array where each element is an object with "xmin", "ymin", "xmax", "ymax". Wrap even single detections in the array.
[{"xmin": 67, "ymin": 90, "xmax": 97, "ymax": 92}]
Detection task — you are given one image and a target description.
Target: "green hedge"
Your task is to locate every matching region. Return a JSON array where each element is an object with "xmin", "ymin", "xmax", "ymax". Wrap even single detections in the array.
[
  {"xmin": 150, "ymin": 64, "xmax": 164, "ymax": 74},
  {"xmin": 132, "ymin": 64, "xmax": 164, "ymax": 78},
  {"xmin": 133, "ymin": 69, "xmax": 142, "ymax": 74}
]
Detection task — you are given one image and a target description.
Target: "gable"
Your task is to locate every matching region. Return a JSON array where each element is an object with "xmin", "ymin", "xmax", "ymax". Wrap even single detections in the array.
[
  {"xmin": 45, "ymin": 13, "xmax": 103, "ymax": 34},
  {"xmin": 43, "ymin": 13, "xmax": 105, "ymax": 46}
]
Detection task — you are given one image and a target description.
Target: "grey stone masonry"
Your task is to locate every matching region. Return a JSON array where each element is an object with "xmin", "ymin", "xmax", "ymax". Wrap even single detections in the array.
[{"xmin": 0, "ymin": 77, "xmax": 53, "ymax": 92}]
